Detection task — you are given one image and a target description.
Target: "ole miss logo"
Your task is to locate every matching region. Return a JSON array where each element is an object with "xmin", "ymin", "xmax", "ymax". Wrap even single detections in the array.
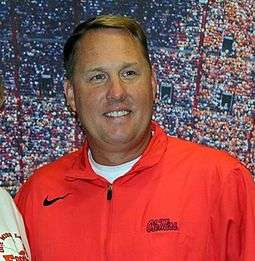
[{"xmin": 146, "ymin": 218, "xmax": 178, "ymax": 233}]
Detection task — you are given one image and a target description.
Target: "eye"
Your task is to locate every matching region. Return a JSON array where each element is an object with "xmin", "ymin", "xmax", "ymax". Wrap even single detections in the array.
[
  {"xmin": 122, "ymin": 69, "xmax": 138, "ymax": 79},
  {"xmin": 89, "ymin": 73, "xmax": 107, "ymax": 83}
]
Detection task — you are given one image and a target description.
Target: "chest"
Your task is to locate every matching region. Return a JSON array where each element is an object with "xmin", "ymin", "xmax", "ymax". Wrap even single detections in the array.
[{"xmin": 31, "ymin": 169, "xmax": 213, "ymax": 261}]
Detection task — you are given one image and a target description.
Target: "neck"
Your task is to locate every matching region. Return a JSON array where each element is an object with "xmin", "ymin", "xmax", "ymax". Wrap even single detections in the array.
[{"xmin": 87, "ymin": 130, "xmax": 152, "ymax": 166}]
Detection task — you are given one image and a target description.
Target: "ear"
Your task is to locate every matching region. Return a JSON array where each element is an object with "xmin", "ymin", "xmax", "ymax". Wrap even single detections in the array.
[
  {"xmin": 150, "ymin": 68, "xmax": 157, "ymax": 101},
  {"xmin": 64, "ymin": 80, "xmax": 76, "ymax": 112}
]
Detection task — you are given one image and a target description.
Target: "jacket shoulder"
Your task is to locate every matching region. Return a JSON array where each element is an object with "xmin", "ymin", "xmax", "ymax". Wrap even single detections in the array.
[
  {"xmin": 165, "ymin": 136, "xmax": 245, "ymax": 174},
  {"xmin": 37, "ymin": 149, "xmax": 82, "ymax": 174},
  {"xmin": 17, "ymin": 148, "xmax": 83, "ymax": 192}
]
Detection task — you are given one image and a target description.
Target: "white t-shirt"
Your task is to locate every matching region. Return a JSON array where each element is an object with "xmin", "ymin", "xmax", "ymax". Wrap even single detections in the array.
[
  {"xmin": 88, "ymin": 150, "xmax": 140, "ymax": 183},
  {"xmin": 0, "ymin": 188, "xmax": 31, "ymax": 260}
]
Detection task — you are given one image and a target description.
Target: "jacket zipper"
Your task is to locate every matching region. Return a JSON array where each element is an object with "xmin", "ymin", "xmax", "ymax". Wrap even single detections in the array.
[
  {"xmin": 105, "ymin": 184, "xmax": 113, "ymax": 260},
  {"xmin": 107, "ymin": 184, "xmax": 112, "ymax": 200}
]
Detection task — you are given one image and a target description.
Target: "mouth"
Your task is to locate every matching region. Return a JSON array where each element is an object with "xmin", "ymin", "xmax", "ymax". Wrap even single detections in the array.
[{"xmin": 103, "ymin": 110, "xmax": 131, "ymax": 118}]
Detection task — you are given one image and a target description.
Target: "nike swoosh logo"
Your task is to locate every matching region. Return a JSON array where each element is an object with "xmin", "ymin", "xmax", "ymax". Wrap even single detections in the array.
[{"xmin": 43, "ymin": 193, "xmax": 70, "ymax": 206}]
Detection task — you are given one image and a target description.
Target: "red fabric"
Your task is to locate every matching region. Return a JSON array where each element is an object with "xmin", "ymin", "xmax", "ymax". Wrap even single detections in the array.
[{"xmin": 15, "ymin": 122, "xmax": 255, "ymax": 261}]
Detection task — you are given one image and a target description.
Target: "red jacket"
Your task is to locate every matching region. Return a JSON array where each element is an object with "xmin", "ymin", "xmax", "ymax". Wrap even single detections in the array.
[{"xmin": 15, "ymin": 122, "xmax": 255, "ymax": 261}]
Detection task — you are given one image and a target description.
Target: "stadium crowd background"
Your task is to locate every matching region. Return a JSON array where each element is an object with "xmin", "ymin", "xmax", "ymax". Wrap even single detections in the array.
[{"xmin": 0, "ymin": 0, "xmax": 254, "ymax": 196}]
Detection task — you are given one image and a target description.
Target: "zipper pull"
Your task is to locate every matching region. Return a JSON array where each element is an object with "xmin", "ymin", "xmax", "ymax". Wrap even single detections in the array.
[{"xmin": 107, "ymin": 184, "xmax": 112, "ymax": 200}]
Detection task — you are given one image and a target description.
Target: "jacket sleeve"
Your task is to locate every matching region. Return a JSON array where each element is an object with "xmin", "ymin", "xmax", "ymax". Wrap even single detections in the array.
[
  {"xmin": 239, "ymin": 166, "xmax": 255, "ymax": 260},
  {"xmin": 15, "ymin": 178, "xmax": 35, "ymax": 257},
  {"xmin": 209, "ymin": 163, "xmax": 255, "ymax": 260}
]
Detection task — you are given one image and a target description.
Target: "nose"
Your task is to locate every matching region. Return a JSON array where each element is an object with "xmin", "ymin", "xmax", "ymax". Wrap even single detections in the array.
[{"xmin": 106, "ymin": 76, "xmax": 127, "ymax": 102}]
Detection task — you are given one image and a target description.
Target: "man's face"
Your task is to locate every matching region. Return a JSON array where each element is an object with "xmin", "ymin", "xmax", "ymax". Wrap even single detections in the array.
[{"xmin": 65, "ymin": 28, "xmax": 156, "ymax": 155}]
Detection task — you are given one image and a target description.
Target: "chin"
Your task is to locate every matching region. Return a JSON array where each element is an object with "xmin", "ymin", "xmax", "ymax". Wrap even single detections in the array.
[{"xmin": 106, "ymin": 133, "xmax": 133, "ymax": 144}]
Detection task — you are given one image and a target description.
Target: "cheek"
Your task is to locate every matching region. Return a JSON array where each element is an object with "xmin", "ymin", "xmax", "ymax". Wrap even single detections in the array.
[
  {"xmin": 74, "ymin": 93, "xmax": 90, "ymax": 118},
  {"xmin": 75, "ymin": 90, "xmax": 105, "ymax": 120},
  {"xmin": 75, "ymin": 88, "xmax": 92, "ymax": 108}
]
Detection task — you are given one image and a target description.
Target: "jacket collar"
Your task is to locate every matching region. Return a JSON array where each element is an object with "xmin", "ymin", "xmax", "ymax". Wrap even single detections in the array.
[{"xmin": 65, "ymin": 121, "xmax": 168, "ymax": 182}]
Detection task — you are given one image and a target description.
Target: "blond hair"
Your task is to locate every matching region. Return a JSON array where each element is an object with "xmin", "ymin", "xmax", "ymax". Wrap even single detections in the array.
[{"xmin": 64, "ymin": 15, "xmax": 151, "ymax": 79}]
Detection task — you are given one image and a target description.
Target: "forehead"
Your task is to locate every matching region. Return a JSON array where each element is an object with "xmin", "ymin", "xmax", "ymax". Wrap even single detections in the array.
[{"xmin": 74, "ymin": 28, "xmax": 146, "ymax": 65}]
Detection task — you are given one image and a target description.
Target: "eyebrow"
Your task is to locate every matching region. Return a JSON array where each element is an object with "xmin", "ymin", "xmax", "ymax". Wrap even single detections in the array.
[
  {"xmin": 121, "ymin": 62, "xmax": 139, "ymax": 69},
  {"xmin": 85, "ymin": 62, "xmax": 139, "ymax": 73}
]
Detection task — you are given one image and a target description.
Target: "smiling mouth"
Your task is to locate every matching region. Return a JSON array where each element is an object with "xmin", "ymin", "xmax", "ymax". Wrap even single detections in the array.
[{"xmin": 104, "ymin": 110, "xmax": 131, "ymax": 118}]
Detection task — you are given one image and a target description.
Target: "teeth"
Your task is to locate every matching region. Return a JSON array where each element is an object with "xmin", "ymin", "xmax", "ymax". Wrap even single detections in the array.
[{"xmin": 105, "ymin": 110, "xmax": 130, "ymax": 117}]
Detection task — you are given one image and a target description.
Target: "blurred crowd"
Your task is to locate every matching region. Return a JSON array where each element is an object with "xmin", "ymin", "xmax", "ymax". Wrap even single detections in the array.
[
  {"xmin": 0, "ymin": 0, "xmax": 254, "ymax": 195},
  {"xmin": 194, "ymin": 0, "xmax": 254, "ymax": 173}
]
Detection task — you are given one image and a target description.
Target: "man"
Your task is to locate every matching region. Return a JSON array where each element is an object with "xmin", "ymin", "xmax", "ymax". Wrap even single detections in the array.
[
  {"xmin": 0, "ymin": 79, "xmax": 31, "ymax": 260},
  {"xmin": 15, "ymin": 15, "xmax": 255, "ymax": 260}
]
